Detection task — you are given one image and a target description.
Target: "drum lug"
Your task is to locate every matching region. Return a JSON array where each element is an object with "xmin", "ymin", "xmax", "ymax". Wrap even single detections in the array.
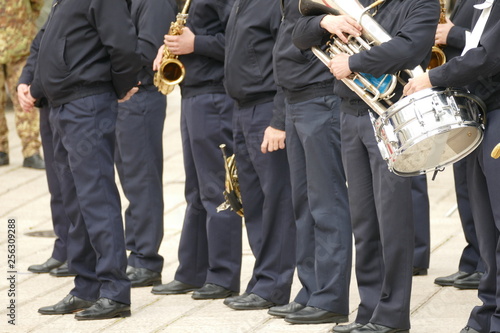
[{"xmin": 412, "ymin": 98, "xmax": 426, "ymax": 126}]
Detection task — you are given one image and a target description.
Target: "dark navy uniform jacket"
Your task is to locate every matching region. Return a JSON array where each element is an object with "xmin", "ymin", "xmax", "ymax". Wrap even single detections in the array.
[
  {"xmin": 132, "ymin": 0, "xmax": 177, "ymax": 88},
  {"xmin": 293, "ymin": 0, "xmax": 440, "ymax": 106},
  {"xmin": 273, "ymin": 0, "xmax": 335, "ymax": 104},
  {"xmin": 30, "ymin": 0, "xmax": 141, "ymax": 106},
  {"xmin": 430, "ymin": 0, "xmax": 500, "ymax": 112},
  {"xmin": 180, "ymin": 0, "xmax": 234, "ymax": 98},
  {"xmin": 224, "ymin": 0, "xmax": 285, "ymax": 129},
  {"xmin": 445, "ymin": 0, "xmax": 475, "ymax": 60}
]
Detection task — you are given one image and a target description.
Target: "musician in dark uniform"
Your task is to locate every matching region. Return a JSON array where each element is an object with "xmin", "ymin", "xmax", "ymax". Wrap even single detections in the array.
[
  {"xmin": 293, "ymin": 0, "xmax": 440, "ymax": 332},
  {"xmin": 412, "ymin": 174, "xmax": 431, "ymax": 276},
  {"xmin": 431, "ymin": 0, "xmax": 485, "ymax": 290},
  {"xmin": 405, "ymin": 1, "xmax": 500, "ymax": 332},
  {"xmin": 268, "ymin": 0, "xmax": 352, "ymax": 324},
  {"xmin": 18, "ymin": 29, "xmax": 71, "ymax": 277},
  {"xmin": 26, "ymin": 0, "xmax": 141, "ymax": 320},
  {"xmin": 151, "ymin": 0, "xmax": 243, "ymax": 299},
  {"xmin": 114, "ymin": 0, "xmax": 176, "ymax": 289},
  {"xmin": 222, "ymin": 0, "xmax": 297, "ymax": 310}
]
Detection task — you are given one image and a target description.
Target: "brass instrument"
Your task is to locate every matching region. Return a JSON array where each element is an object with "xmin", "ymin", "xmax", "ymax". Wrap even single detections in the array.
[
  {"xmin": 299, "ymin": 0, "xmax": 424, "ymax": 117},
  {"xmin": 492, "ymin": 144, "xmax": 500, "ymax": 159},
  {"xmin": 427, "ymin": 0, "xmax": 447, "ymax": 69},
  {"xmin": 153, "ymin": 0, "xmax": 191, "ymax": 95},
  {"xmin": 216, "ymin": 144, "xmax": 244, "ymax": 217}
]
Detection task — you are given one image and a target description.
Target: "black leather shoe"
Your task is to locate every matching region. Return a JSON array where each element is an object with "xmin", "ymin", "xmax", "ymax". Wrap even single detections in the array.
[
  {"xmin": 268, "ymin": 301, "xmax": 305, "ymax": 317},
  {"xmin": 126, "ymin": 265, "xmax": 136, "ymax": 275},
  {"xmin": 151, "ymin": 280, "xmax": 200, "ymax": 295},
  {"xmin": 333, "ymin": 322, "xmax": 365, "ymax": 332},
  {"xmin": 434, "ymin": 271, "xmax": 472, "ymax": 286},
  {"xmin": 28, "ymin": 257, "xmax": 64, "ymax": 273},
  {"xmin": 454, "ymin": 272, "xmax": 483, "ymax": 289},
  {"xmin": 75, "ymin": 298, "xmax": 130, "ymax": 320},
  {"xmin": 0, "ymin": 152, "xmax": 9, "ymax": 166},
  {"xmin": 49, "ymin": 263, "xmax": 76, "ymax": 277},
  {"xmin": 127, "ymin": 267, "xmax": 161, "ymax": 288},
  {"xmin": 284, "ymin": 306, "xmax": 348, "ymax": 324},
  {"xmin": 191, "ymin": 283, "xmax": 237, "ymax": 299},
  {"xmin": 38, "ymin": 294, "xmax": 94, "ymax": 315},
  {"xmin": 226, "ymin": 293, "xmax": 276, "ymax": 310},
  {"xmin": 352, "ymin": 323, "xmax": 409, "ymax": 333},
  {"xmin": 460, "ymin": 326, "xmax": 480, "ymax": 333},
  {"xmin": 223, "ymin": 292, "xmax": 248, "ymax": 305},
  {"xmin": 23, "ymin": 153, "xmax": 45, "ymax": 169},
  {"xmin": 412, "ymin": 267, "xmax": 428, "ymax": 276}
]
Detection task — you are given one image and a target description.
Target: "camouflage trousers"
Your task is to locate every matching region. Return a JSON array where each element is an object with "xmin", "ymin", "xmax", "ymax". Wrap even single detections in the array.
[{"xmin": 0, "ymin": 58, "xmax": 41, "ymax": 158}]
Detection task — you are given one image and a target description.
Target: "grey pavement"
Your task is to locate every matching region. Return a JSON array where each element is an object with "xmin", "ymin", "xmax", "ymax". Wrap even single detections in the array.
[{"xmin": 0, "ymin": 87, "xmax": 481, "ymax": 332}]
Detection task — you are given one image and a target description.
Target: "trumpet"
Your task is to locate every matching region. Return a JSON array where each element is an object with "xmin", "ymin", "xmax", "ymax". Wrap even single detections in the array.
[
  {"xmin": 216, "ymin": 144, "xmax": 244, "ymax": 217},
  {"xmin": 153, "ymin": 0, "xmax": 191, "ymax": 95}
]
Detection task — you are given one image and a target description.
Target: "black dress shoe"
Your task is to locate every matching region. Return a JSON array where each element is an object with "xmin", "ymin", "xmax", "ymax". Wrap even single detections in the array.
[
  {"xmin": 284, "ymin": 306, "xmax": 348, "ymax": 324},
  {"xmin": 126, "ymin": 265, "xmax": 136, "ymax": 275},
  {"xmin": 412, "ymin": 267, "xmax": 428, "ymax": 276},
  {"xmin": 268, "ymin": 301, "xmax": 305, "ymax": 317},
  {"xmin": 49, "ymin": 263, "xmax": 76, "ymax": 277},
  {"xmin": 0, "ymin": 152, "xmax": 9, "ymax": 166},
  {"xmin": 460, "ymin": 326, "xmax": 480, "ymax": 333},
  {"xmin": 191, "ymin": 283, "xmax": 238, "ymax": 299},
  {"xmin": 223, "ymin": 292, "xmax": 248, "ymax": 305},
  {"xmin": 434, "ymin": 271, "xmax": 472, "ymax": 286},
  {"xmin": 128, "ymin": 267, "xmax": 161, "ymax": 288},
  {"xmin": 28, "ymin": 257, "xmax": 64, "ymax": 273},
  {"xmin": 454, "ymin": 272, "xmax": 483, "ymax": 289},
  {"xmin": 75, "ymin": 298, "xmax": 130, "ymax": 320},
  {"xmin": 151, "ymin": 280, "xmax": 200, "ymax": 295},
  {"xmin": 225, "ymin": 293, "xmax": 276, "ymax": 310},
  {"xmin": 352, "ymin": 323, "xmax": 409, "ymax": 333},
  {"xmin": 333, "ymin": 322, "xmax": 365, "ymax": 332},
  {"xmin": 38, "ymin": 294, "xmax": 94, "ymax": 315},
  {"xmin": 23, "ymin": 153, "xmax": 45, "ymax": 169}
]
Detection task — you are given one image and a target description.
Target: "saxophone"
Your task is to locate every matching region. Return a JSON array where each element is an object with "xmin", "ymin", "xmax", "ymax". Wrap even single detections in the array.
[
  {"xmin": 153, "ymin": 0, "xmax": 191, "ymax": 95},
  {"xmin": 216, "ymin": 144, "xmax": 244, "ymax": 217},
  {"xmin": 427, "ymin": 0, "xmax": 447, "ymax": 69}
]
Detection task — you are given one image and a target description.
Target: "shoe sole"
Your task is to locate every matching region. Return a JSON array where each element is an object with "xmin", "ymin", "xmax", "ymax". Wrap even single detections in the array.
[
  {"xmin": 227, "ymin": 303, "xmax": 276, "ymax": 310},
  {"xmin": 454, "ymin": 283, "xmax": 479, "ymax": 290},
  {"xmin": 131, "ymin": 279, "xmax": 162, "ymax": 288},
  {"xmin": 192, "ymin": 292, "xmax": 238, "ymax": 300},
  {"xmin": 38, "ymin": 307, "xmax": 90, "ymax": 315},
  {"xmin": 75, "ymin": 310, "xmax": 131, "ymax": 320},
  {"xmin": 284, "ymin": 316, "xmax": 348, "ymax": 325},
  {"xmin": 151, "ymin": 288, "xmax": 198, "ymax": 295}
]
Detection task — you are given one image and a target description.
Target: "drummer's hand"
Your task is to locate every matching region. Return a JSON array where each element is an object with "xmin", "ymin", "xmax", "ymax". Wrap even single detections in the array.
[
  {"xmin": 320, "ymin": 15, "xmax": 362, "ymax": 44},
  {"xmin": 404, "ymin": 72, "xmax": 432, "ymax": 96},
  {"xmin": 329, "ymin": 53, "xmax": 352, "ymax": 80}
]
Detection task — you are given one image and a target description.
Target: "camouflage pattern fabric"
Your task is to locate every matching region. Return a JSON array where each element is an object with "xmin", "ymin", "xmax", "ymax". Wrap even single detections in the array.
[
  {"xmin": 0, "ymin": 0, "xmax": 43, "ymax": 157},
  {"xmin": 0, "ymin": 60, "xmax": 41, "ymax": 157}
]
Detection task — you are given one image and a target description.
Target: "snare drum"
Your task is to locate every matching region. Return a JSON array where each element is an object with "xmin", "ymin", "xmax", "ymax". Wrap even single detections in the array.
[{"xmin": 372, "ymin": 87, "xmax": 485, "ymax": 176}]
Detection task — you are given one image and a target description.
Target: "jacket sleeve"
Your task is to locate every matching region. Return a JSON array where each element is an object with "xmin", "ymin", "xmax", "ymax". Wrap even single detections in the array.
[
  {"xmin": 89, "ymin": 0, "xmax": 142, "ymax": 99},
  {"xmin": 349, "ymin": 0, "xmax": 440, "ymax": 77},
  {"xmin": 135, "ymin": 0, "xmax": 175, "ymax": 70},
  {"xmin": 18, "ymin": 29, "xmax": 43, "ymax": 86},
  {"xmin": 446, "ymin": 25, "xmax": 468, "ymax": 51},
  {"xmin": 193, "ymin": 0, "xmax": 235, "ymax": 62},
  {"xmin": 292, "ymin": 14, "xmax": 331, "ymax": 50},
  {"xmin": 269, "ymin": 86, "xmax": 286, "ymax": 131},
  {"xmin": 429, "ymin": 7, "xmax": 500, "ymax": 88}
]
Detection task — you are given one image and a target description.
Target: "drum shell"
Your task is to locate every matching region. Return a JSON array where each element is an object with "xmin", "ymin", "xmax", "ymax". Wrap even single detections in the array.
[{"xmin": 375, "ymin": 87, "xmax": 485, "ymax": 176}]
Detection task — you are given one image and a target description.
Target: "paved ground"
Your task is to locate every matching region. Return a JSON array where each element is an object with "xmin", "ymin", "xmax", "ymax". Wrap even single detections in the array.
[{"xmin": 0, "ymin": 87, "xmax": 482, "ymax": 332}]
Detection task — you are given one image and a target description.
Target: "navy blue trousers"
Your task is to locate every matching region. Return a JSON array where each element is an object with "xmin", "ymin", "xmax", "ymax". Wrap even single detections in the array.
[
  {"xmin": 40, "ymin": 105, "xmax": 70, "ymax": 263},
  {"xmin": 285, "ymin": 95, "xmax": 351, "ymax": 314},
  {"xmin": 453, "ymin": 158, "xmax": 485, "ymax": 274},
  {"xmin": 233, "ymin": 101, "xmax": 296, "ymax": 304},
  {"xmin": 412, "ymin": 174, "xmax": 430, "ymax": 270},
  {"xmin": 50, "ymin": 92, "xmax": 129, "ymax": 304},
  {"xmin": 115, "ymin": 89, "xmax": 166, "ymax": 273},
  {"xmin": 465, "ymin": 108, "xmax": 500, "ymax": 332},
  {"xmin": 174, "ymin": 93, "xmax": 242, "ymax": 292},
  {"xmin": 341, "ymin": 110, "xmax": 414, "ymax": 330}
]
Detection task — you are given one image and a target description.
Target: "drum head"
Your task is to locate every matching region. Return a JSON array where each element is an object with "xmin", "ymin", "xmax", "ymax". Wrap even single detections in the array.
[{"xmin": 390, "ymin": 125, "xmax": 483, "ymax": 176}]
